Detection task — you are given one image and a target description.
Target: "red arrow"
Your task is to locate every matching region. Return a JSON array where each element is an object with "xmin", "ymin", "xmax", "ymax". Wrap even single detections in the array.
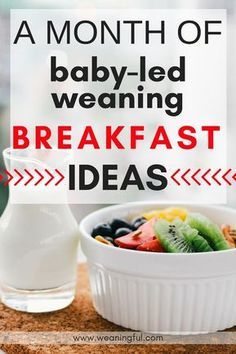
[
  {"xmin": 4, "ymin": 170, "xmax": 13, "ymax": 186},
  {"xmin": 191, "ymin": 169, "xmax": 201, "ymax": 185},
  {"xmin": 222, "ymin": 169, "xmax": 232, "ymax": 186},
  {"xmin": 45, "ymin": 169, "xmax": 54, "ymax": 186},
  {"xmin": 14, "ymin": 169, "xmax": 24, "ymax": 186},
  {"xmin": 0, "ymin": 172, "xmax": 3, "ymax": 183},
  {"xmin": 24, "ymin": 169, "xmax": 34, "ymax": 186},
  {"xmin": 171, "ymin": 169, "xmax": 180, "ymax": 186},
  {"xmin": 34, "ymin": 169, "xmax": 44, "ymax": 186},
  {"xmin": 55, "ymin": 169, "xmax": 65, "ymax": 186},
  {"xmin": 212, "ymin": 169, "xmax": 221, "ymax": 186},
  {"xmin": 181, "ymin": 169, "xmax": 191, "ymax": 186},
  {"xmin": 202, "ymin": 169, "xmax": 211, "ymax": 186},
  {"xmin": 232, "ymin": 172, "xmax": 236, "ymax": 183}
]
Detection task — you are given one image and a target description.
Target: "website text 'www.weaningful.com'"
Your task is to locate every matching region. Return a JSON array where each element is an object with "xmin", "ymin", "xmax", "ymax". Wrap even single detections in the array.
[{"xmin": 1, "ymin": 332, "xmax": 236, "ymax": 345}]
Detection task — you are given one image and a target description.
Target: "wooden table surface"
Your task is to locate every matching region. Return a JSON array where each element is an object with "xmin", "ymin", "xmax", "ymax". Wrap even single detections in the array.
[{"xmin": 0, "ymin": 264, "xmax": 236, "ymax": 353}]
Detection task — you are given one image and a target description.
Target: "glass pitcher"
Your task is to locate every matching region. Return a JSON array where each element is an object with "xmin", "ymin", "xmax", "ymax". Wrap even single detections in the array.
[{"xmin": 0, "ymin": 148, "xmax": 79, "ymax": 312}]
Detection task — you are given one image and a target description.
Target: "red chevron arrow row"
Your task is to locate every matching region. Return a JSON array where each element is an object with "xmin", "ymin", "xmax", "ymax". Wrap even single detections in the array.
[
  {"xmin": 24, "ymin": 169, "xmax": 34, "ymax": 186},
  {"xmin": 14, "ymin": 169, "xmax": 24, "ymax": 186},
  {"xmin": 55, "ymin": 169, "xmax": 65, "ymax": 186},
  {"xmin": 232, "ymin": 172, "xmax": 236, "ymax": 183},
  {"xmin": 34, "ymin": 169, "xmax": 44, "ymax": 186},
  {"xmin": 45, "ymin": 169, "xmax": 54, "ymax": 186},
  {"xmin": 222, "ymin": 168, "xmax": 232, "ymax": 186},
  {"xmin": 4, "ymin": 170, "xmax": 13, "ymax": 186},
  {"xmin": 0, "ymin": 168, "xmax": 65, "ymax": 187},
  {"xmin": 171, "ymin": 168, "xmax": 180, "ymax": 186},
  {"xmin": 181, "ymin": 169, "xmax": 191, "ymax": 186}
]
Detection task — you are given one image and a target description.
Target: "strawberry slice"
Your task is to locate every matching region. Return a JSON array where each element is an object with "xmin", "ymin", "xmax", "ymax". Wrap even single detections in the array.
[
  {"xmin": 137, "ymin": 239, "xmax": 164, "ymax": 252},
  {"xmin": 115, "ymin": 217, "xmax": 157, "ymax": 249}
]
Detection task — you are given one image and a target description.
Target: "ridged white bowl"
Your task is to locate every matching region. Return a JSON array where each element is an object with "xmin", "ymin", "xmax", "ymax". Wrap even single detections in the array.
[{"xmin": 80, "ymin": 203, "xmax": 236, "ymax": 334}]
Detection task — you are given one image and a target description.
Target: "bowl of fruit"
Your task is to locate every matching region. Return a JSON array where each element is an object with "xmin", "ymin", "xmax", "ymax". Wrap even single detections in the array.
[{"xmin": 80, "ymin": 202, "xmax": 236, "ymax": 334}]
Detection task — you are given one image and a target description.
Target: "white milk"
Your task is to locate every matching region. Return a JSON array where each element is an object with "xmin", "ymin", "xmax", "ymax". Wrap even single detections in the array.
[{"xmin": 0, "ymin": 203, "xmax": 79, "ymax": 290}]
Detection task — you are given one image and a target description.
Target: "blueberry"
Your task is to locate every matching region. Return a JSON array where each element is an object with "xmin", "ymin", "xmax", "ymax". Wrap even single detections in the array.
[
  {"xmin": 91, "ymin": 223, "xmax": 113, "ymax": 238},
  {"xmin": 110, "ymin": 218, "xmax": 133, "ymax": 232},
  {"xmin": 132, "ymin": 216, "xmax": 147, "ymax": 230},
  {"xmin": 114, "ymin": 227, "xmax": 133, "ymax": 239}
]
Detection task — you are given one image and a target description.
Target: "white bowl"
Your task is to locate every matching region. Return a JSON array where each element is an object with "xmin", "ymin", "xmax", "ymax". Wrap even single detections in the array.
[{"xmin": 80, "ymin": 202, "xmax": 236, "ymax": 334}]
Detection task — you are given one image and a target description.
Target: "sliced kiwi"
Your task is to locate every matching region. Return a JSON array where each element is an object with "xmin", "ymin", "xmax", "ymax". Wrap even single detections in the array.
[
  {"xmin": 186, "ymin": 213, "xmax": 230, "ymax": 251},
  {"xmin": 154, "ymin": 219, "xmax": 213, "ymax": 253},
  {"xmin": 175, "ymin": 219, "xmax": 213, "ymax": 252}
]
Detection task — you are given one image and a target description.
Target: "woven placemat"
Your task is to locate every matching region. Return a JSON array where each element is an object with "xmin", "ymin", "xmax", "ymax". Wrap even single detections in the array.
[{"xmin": 0, "ymin": 264, "xmax": 235, "ymax": 353}]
